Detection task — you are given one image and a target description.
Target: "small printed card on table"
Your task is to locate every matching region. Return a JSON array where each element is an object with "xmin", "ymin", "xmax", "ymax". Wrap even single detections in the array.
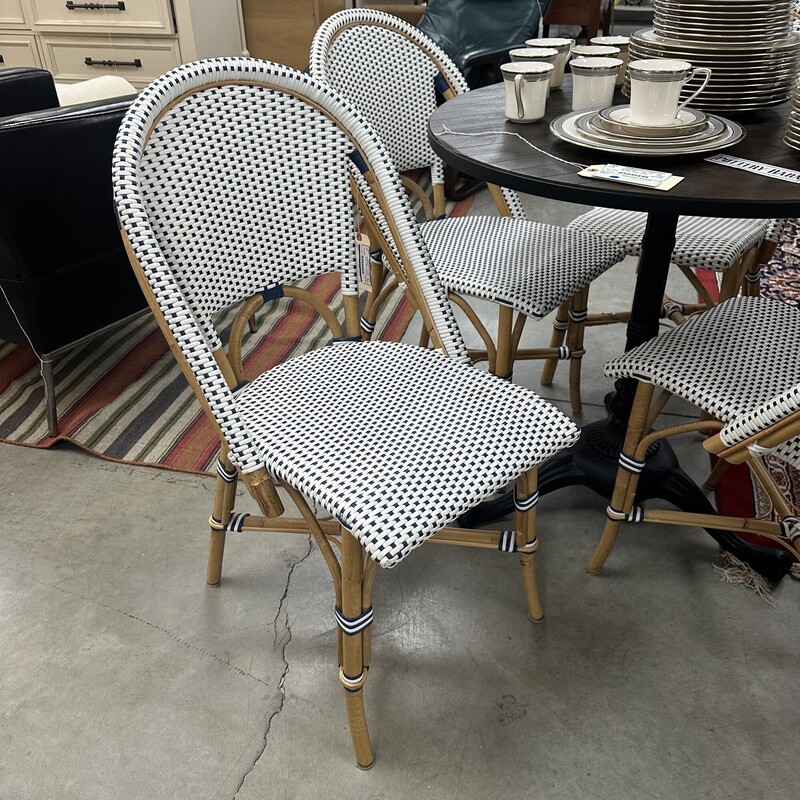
[{"xmin": 578, "ymin": 164, "xmax": 684, "ymax": 191}]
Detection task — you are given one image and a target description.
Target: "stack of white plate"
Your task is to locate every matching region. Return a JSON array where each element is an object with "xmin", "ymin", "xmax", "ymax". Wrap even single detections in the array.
[
  {"xmin": 784, "ymin": 82, "xmax": 800, "ymax": 150},
  {"xmin": 625, "ymin": 0, "xmax": 800, "ymax": 111},
  {"xmin": 550, "ymin": 105, "xmax": 746, "ymax": 157}
]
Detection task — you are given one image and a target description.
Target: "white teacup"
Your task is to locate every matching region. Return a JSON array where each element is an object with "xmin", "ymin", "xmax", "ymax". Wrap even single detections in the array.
[
  {"xmin": 509, "ymin": 47, "xmax": 559, "ymax": 68},
  {"xmin": 628, "ymin": 59, "xmax": 712, "ymax": 126},
  {"xmin": 570, "ymin": 57, "xmax": 623, "ymax": 111},
  {"xmin": 571, "ymin": 44, "xmax": 621, "ymax": 60},
  {"xmin": 500, "ymin": 62, "xmax": 554, "ymax": 122},
  {"xmin": 525, "ymin": 37, "xmax": 574, "ymax": 89},
  {"xmin": 591, "ymin": 35, "xmax": 630, "ymax": 85}
]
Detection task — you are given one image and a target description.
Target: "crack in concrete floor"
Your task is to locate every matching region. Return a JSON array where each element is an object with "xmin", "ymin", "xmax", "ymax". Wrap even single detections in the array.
[{"xmin": 231, "ymin": 535, "xmax": 314, "ymax": 798}]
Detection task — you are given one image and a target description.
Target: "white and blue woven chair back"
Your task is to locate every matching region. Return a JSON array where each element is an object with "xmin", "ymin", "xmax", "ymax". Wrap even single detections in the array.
[
  {"xmin": 113, "ymin": 58, "xmax": 470, "ymax": 472},
  {"xmin": 118, "ymin": 65, "xmax": 360, "ymax": 351},
  {"xmin": 311, "ymin": 8, "xmax": 526, "ymax": 219}
]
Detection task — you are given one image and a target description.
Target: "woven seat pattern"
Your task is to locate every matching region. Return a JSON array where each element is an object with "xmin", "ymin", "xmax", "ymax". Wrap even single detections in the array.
[
  {"xmin": 568, "ymin": 208, "xmax": 769, "ymax": 271},
  {"xmin": 604, "ymin": 296, "xmax": 800, "ymax": 467},
  {"xmin": 421, "ymin": 216, "xmax": 625, "ymax": 318},
  {"xmin": 237, "ymin": 339, "xmax": 579, "ymax": 566}
]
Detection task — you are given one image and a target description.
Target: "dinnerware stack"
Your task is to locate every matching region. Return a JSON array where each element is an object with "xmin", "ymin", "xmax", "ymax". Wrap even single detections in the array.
[
  {"xmin": 625, "ymin": 0, "xmax": 800, "ymax": 111},
  {"xmin": 550, "ymin": 104, "xmax": 745, "ymax": 157},
  {"xmin": 784, "ymin": 80, "xmax": 800, "ymax": 150}
]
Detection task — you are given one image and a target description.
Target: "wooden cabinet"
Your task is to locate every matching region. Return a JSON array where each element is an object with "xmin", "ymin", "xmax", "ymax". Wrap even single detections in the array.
[
  {"xmin": 0, "ymin": 0, "xmax": 246, "ymax": 86},
  {"xmin": 241, "ymin": 1, "xmax": 424, "ymax": 71},
  {"xmin": 242, "ymin": 0, "xmax": 346, "ymax": 70}
]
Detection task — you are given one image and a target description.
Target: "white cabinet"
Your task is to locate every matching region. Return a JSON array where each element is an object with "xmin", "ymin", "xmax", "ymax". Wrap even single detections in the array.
[{"xmin": 0, "ymin": 0, "xmax": 246, "ymax": 87}]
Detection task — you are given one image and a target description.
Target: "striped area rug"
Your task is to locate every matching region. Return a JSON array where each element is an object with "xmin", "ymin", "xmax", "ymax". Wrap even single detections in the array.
[
  {"xmin": 0, "ymin": 273, "xmax": 414, "ymax": 475},
  {"xmin": 0, "ymin": 193, "xmax": 475, "ymax": 474}
]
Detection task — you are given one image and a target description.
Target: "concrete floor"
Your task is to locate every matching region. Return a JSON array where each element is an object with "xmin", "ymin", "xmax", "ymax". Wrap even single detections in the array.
[{"xmin": 2, "ymin": 192, "xmax": 799, "ymax": 799}]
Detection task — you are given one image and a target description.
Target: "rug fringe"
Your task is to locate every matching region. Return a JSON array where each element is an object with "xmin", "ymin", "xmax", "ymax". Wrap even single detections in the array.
[{"xmin": 712, "ymin": 551, "xmax": 776, "ymax": 607}]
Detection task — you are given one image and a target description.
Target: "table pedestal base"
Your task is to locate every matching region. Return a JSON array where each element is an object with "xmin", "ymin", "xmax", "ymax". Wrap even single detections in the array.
[{"xmin": 461, "ymin": 416, "xmax": 795, "ymax": 582}]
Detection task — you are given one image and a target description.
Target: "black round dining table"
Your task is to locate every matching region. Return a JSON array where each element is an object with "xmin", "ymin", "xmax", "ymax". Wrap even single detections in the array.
[{"xmin": 428, "ymin": 78, "xmax": 800, "ymax": 575}]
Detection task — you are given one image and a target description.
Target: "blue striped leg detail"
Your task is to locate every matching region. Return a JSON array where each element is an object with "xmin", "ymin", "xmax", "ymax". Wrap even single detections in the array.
[
  {"xmin": 335, "ymin": 605, "xmax": 374, "ymax": 636},
  {"xmin": 779, "ymin": 515, "xmax": 800, "ymax": 546},
  {"xmin": 514, "ymin": 488, "xmax": 539, "ymax": 512},
  {"xmin": 209, "ymin": 512, "xmax": 250, "ymax": 532},
  {"xmin": 216, "ymin": 459, "xmax": 237, "ymax": 483},
  {"xmin": 618, "ymin": 453, "xmax": 645, "ymax": 474},
  {"xmin": 568, "ymin": 307, "xmax": 588, "ymax": 324},
  {"xmin": 606, "ymin": 505, "xmax": 644, "ymax": 523},
  {"xmin": 497, "ymin": 530, "xmax": 538, "ymax": 554}
]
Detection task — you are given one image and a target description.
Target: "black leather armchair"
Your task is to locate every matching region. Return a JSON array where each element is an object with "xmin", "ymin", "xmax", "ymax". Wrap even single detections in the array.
[{"xmin": 0, "ymin": 67, "xmax": 146, "ymax": 435}]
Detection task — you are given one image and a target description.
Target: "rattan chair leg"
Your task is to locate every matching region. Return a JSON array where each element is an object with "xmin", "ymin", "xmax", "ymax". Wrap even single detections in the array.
[
  {"xmin": 646, "ymin": 388, "xmax": 672, "ymax": 429},
  {"xmin": 509, "ymin": 312, "xmax": 528, "ymax": 364},
  {"xmin": 362, "ymin": 557, "xmax": 379, "ymax": 668},
  {"xmin": 494, "ymin": 304, "xmax": 515, "ymax": 379},
  {"xmin": 361, "ymin": 259, "xmax": 389, "ymax": 334},
  {"xmin": 744, "ymin": 239, "xmax": 775, "ymax": 297},
  {"xmin": 567, "ymin": 288, "xmax": 589, "ymax": 413},
  {"xmin": 339, "ymin": 527, "xmax": 374, "ymax": 769},
  {"xmin": 207, "ymin": 450, "xmax": 238, "ymax": 586},
  {"xmin": 515, "ymin": 468, "xmax": 543, "ymax": 622},
  {"xmin": 718, "ymin": 255, "xmax": 747, "ymax": 303},
  {"xmin": 587, "ymin": 382, "xmax": 655, "ymax": 574},
  {"xmin": 540, "ymin": 301, "xmax": 569, "ymax": 386},
  {"xmin": 703, "ymin": 456, "xmax": 731, "ymax": 490}
]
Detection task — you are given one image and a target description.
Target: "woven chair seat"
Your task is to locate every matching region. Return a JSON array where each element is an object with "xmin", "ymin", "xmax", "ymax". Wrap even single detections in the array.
[
  {"xmin": 421, "ymin": 216, "xmax": 625, "ymax": 319},
  {"xmin": 568, "ymin": 208, "xmax": 769, "ymax": 272},
  {"xmin": 236, "ymin": 339, "xmax": 579, "ymax": 567},
  {"xmin": 604, "ymin": 296, "xmax": 800, "ymax": 468}
]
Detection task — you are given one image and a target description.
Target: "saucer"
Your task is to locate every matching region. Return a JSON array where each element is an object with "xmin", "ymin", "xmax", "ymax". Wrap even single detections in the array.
[
  {"xmin": 576, "ymin": 112, "xmax": 724, "ymax": 145},
  {"xmin": 595, "ymin": 105, "xmax": 708, "ymax": 138},
  {"xmin": 550, "ymin": 110, "xmax": 746, "ymax": 157}
]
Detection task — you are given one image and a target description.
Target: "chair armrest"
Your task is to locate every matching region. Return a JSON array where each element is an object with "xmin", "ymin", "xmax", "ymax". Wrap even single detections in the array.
[
  {"xmin": 0, "ymin": 66, "xmax": 59, "ymax": 117},
  {"xmin": 0, "ymin": 94, "xmax": 136, "ymax": 128}
]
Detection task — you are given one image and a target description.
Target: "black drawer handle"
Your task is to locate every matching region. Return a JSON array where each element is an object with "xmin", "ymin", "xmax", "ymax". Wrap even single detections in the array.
[
  {"xmin": 66, "ymin": 2, "xmax": 126, "ymax": 10},
  {"xmin": 84, "ymin": 57, "xmax": 142, "ymax": 68},
  {"xmin": 0, "ymin": 55, "xmax": 4, "ymax": 64}
]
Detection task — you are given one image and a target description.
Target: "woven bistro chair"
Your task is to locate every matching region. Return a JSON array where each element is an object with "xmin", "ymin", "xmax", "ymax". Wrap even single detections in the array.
[
  {"xmin": 112, "ymin": 57, "xmax": 581, "ymax": 768},
  {"xmin": 586, "ymin": 294, "xmax": 800, "ymax": 576},
  {"xmin": 310, "ymin": 8, "xmax": 626, "ymax": 413},
  {"xmin": 539, "ymin": 209, "xmax": 773, "ymax": 388}
]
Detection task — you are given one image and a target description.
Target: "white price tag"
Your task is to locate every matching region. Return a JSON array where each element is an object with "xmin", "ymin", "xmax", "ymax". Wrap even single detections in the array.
[
  {"xmin": 579, "ymin": 163, "xmax": 684, "ymax": 191},
  {"xmin": 355, "ymin": 232, "xmax": 372, "ymax": 291}
]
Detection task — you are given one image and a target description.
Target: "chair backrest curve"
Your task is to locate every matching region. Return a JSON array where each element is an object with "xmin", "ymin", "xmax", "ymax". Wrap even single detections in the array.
[{"xmin": 113, "ymin": 58, "xmax": 470, "ymax": 474}]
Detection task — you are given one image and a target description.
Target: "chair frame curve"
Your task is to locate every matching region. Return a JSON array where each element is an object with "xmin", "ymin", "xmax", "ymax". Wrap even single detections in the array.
[{"xmin": 113, "ymin": 57, "xmax": 560, "ymax": 768}]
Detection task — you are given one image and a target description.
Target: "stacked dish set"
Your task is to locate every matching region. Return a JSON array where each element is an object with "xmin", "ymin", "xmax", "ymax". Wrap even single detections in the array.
[
  {"xmin": 626, "ymin": 0, "xmax": 800, "ymax": 111},
  {"xmin": 784, "ymin": 81, "xmax": 800, "ymax": 151},
  {"xmin": 550, "ymin": 103, "xmax": 745, "ymax": 157}
]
